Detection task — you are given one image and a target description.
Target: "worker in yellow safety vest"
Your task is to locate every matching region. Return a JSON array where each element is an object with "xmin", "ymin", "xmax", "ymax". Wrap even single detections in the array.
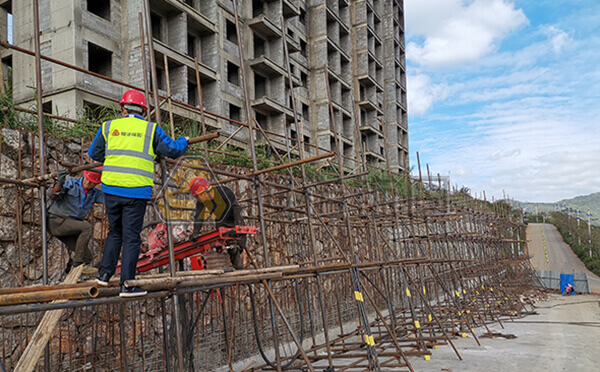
[{"xmin": 88, "ymin": 89, "xmax": 189, "ymax": 297}]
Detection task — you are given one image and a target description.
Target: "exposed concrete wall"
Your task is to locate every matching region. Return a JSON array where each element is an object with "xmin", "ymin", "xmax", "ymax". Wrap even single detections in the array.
[{"xmin": 9, "ymin": 0, "xmax": 408, "ymax": 170}]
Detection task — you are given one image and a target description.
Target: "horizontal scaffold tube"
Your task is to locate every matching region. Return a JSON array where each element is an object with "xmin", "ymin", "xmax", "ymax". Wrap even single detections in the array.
[{"xmin": 0, "ymin": 286, "xmax": 98, "ymax": 306}]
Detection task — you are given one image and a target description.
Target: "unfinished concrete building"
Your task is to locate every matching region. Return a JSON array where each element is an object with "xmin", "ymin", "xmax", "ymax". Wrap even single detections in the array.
[{"xmin": 2, "ymin": 0, "xmax": 408, "ymax": 171}]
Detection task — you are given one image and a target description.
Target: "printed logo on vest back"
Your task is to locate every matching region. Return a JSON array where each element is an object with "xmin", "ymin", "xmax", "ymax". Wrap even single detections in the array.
[{"xmin": 112, "ymin": 130, "xmax": 120, "ymax": 136}]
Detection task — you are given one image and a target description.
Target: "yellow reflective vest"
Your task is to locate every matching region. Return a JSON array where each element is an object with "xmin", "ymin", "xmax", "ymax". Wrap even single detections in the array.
[{"xmin": 101, "ymin": 117, "xmax": 157, "ymax": 188}]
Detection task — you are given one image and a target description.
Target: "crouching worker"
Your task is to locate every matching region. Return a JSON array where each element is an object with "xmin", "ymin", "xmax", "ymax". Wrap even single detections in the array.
[
  {"xmin": 189, "ymin": 177, "xmax": 246, "ymax": 269},
  {"xmin": 47, "ymin": 167, "xmax": 104, "ymax": 274},
  {"xmin": 89, "ymin": 89, "xmax": 188, "ymax": 298}
]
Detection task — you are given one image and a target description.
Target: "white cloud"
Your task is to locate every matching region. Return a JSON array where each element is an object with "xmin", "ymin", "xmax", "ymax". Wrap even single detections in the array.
[
  {"xmin": 405, "ymin": 0, "xmax": 528, "ymax": 67},
  {"xmin": 406, "ymin": 74, "xmax": 450, "ymax": 115},
  {"xmin": 541, "ymin": 25, "xmax": 570, "ymax": 54}
]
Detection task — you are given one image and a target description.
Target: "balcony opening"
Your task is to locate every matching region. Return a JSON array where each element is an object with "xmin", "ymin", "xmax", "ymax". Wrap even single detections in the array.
[
  {"xmin": 254, "ymin": 74, "xmax": 266, "ymax": 98},
  {"xmin": 151, "ymin": 13, "xmax": 162, "ymax": 41},
  {"xmin": 226, "ymin": 20, "xmax": 238, "ymax": 45},
  {"xmin": 227, "ymin": 61, "xmax": 239, "ymax": 86},
  {"xmin": 88, "ymin": 42, "xmax": 112, "ymax": 77},
  {"xmin": 229, "ymin": 104, "xmax": 241, "ymax": 122},
  {"xmin": 87, "ymin": 0, "xmax": 110, "ymax": 21},
  {"xmin": 254, "ymin": 34, "xmax": 265, "ymax": 57},
  {"xmin": 187, "ymin": 35, "xmax": 197, "ymax": 58}
]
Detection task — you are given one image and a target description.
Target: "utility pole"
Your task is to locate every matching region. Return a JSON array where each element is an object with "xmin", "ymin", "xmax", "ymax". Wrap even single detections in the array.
[{"xmin": 588, "ymin": 210, "xmax": 592, "ymax": 258}]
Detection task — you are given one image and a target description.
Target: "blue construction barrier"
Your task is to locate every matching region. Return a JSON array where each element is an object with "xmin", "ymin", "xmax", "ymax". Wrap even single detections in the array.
[{"xmin": 560, "ymin": 274, "xmax": 575, "ymax": 295}]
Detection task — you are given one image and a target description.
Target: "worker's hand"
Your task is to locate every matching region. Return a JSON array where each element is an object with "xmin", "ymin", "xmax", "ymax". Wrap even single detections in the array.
[
  {"xmin": 57, "ymin": 168, "xmax": 67, "ymax": 187},
  {"xmin": 184, "ymin": 136, "xmax": 190, "ymax": 142}
]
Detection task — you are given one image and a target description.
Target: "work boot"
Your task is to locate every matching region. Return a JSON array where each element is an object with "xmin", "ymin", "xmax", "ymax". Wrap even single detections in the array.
[
  {"xmin": 120, "ymin": 286, "xmax": 148, "ymax": 298},
  {"xmin": 229, "ymin": 247, "xmax": 244, "ymax": 270},
  {"xmin": 96, "ymin": 272, "xmax": 111, "ymax": 286}
]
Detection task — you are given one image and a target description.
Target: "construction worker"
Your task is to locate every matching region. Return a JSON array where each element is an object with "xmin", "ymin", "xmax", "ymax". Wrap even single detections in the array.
[
  {"xmin": 47, "ymin": 167, "xmax": 104, "ymax": 275},
  {"xmin": 88, "ymin": 89, "xmax": 189, "ymax": 297},
  {"xmin": 189, "ymin": 177, "xmax": 246, "ymax": 269}
]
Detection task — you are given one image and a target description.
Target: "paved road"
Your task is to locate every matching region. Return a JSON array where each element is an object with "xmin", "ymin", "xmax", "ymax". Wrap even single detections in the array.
[
  {"xmin": 527, "ymin": 223, "xmax": 600, "ymax": 293},
  {"xmin": 409, "ymin": 294, "xmax": 600, "ymax": 372}
]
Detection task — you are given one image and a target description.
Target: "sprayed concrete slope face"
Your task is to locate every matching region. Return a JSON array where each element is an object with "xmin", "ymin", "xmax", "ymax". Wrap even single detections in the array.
[{"xmin": 528, "ymin": 223, "xmax": 600, "ymax": 293}]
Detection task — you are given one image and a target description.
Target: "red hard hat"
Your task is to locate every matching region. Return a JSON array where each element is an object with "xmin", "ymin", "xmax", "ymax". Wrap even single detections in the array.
[
  {"xmin": 83, "ymin": 166, "xmax": 103, "ymax": 184},
  {"xmin": 189, "ymin": 177, "xmax": 211, "ymax": 196},
  {"xmin": 119, "ymin": 89, "xmax": 148, "ymax": 110}
]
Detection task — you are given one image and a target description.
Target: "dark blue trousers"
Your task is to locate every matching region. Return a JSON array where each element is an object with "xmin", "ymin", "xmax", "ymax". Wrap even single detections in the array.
[{"xmin": 99, "ymin": 194, "xmax": 148, "ymax": 285}]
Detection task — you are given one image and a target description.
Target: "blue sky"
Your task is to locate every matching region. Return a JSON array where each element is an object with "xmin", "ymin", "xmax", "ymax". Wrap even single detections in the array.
[{"xmin": 405, "ymin": 0, "xmax": 600, "ymax": 203}]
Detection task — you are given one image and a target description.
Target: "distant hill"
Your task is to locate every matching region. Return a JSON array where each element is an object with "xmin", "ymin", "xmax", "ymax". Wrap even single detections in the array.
[{"xmin": 517, "ymin": 192, "xmax": 600, "ymax": 226}]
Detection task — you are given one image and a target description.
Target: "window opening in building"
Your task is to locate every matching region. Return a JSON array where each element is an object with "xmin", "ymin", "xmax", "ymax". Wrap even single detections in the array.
[
  {"xmin": 300, "ymin": 39, "xmax": 307, "ymax": 56},
  {"xmin": 303, "ymin": 135, "xmax": 311, "ymax": 152},
  {"xmin": 290, "ymin": 129, "xmax": 297, "ymax": 140},
  {"xmin": 87, "ymin": 0, "xmax": 110, "ymax": 21},
  {"xmin": 299, "ymin": 9, "xmax": 306, "ymax": 26},
  {"xmin": 184, "ymin": 0, "xmax": 194, "ymax": 7},
  {"xmin": 151, "ymin": 13, "xmax": 162, "ymax": 41},
  {"xmin": 188, "ymin": 82, "xmax": 198, "ymax": 106},
  {"xmin": 255, "ymin": 113, "xmax": 267, "ymax": 128},
  {"xmin": 88, "ymin": 43, "xmax": 112, "ymax": 77},
  {"xmin": 226, "ymin": 20, "xmax": 238, "ymax": 44},
  {"xmin": 302, "ymin": 103, "xmax": 309, "ymax": 120},
  {"xmin": 300, "ymin": 71, "xmax": 307, "ymax": 86},
  {"xmin": 187, "ymin": 35, "xmax": 197, "ymax": 58},
  {"xmin": 229, "ymin": 104, "xmax": 241, "ymax": 122},
  {"xmin": 254, "ymin": 34, "xmax": 265, "ymax": 57},
  {"xmin": 42, "ymin": 101, "xmax": 52, "ymax": 115},
  {"xmin": 227, "ymin": 61, "xmax": 239, "ymax": 86},
  {"xmin": 254, "ymin": 74, "xmax": 266, "ymax": 98},
  {"xmin": 252, "ymin": 0, "xmax": 263, "ymax": 18}
]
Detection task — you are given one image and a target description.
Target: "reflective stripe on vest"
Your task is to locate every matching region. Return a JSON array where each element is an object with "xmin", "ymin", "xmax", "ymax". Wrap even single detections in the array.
[{"xmin": 101, "ymin": 117, "xmax": 157, "ymax": 188}]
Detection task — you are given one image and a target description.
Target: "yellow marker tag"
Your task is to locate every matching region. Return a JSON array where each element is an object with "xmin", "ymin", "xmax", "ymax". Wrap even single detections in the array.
[
  {"xmin": 434, "ymin": 345, "xmax": 439, "ymax": 350},
  {"xmin": 486, "ymin": 304, "xmax": 490, "ymax": 308},
  {"xmin": 424, "ymin": 355, "xmax": 431, "ymax": 361},
  {"xmin": 354, "ymin": 291, "xmax": 364, "ymax": 302},
  {"xmin": 370, "ymin": 335, "xmax": 375, "ymax": 346},
  {"xmin": 476, "ymin": 291, "xmax": 480, "ymax": 295},
  {"xmin": 490, "ymin": 288, "xmax": 494, "ymax": 292},
  {"xmin": 463, "ymin": 289, "xmax": 467, "ymax": 295},
  {"xmin": 482, "ymin": 285, "xmax": 485, "ymax": 290},
  {"xmin": 458, "ymin": 311, "xmax": 462, "ymax": 316},
  {"xmin": 496, "ymin": 301, "xmax": 500, "ymax": 304},
  {"xmin": 406, "ymin": 288, "xmax": 411, "ymax": 297},
  {"xmin": 455, "ymin": 290, "xmax": 460, "ymax": 297},
  {"xmin": 428, "ymin": 314, "xmax": 432, "ymax": 322},
  {"xmin": 461, "ymin": 332, "xmax": 467, "ymax": 338},
  {"xmin": 466, "ymin": 310, "xmax": 470, "ymax": 314},
  {"xmin": 414, "ymin": 320, "xmax": 421, "ymax": 329},
  {"xmin": 500, "ymin": 284, "xmax": 503, "ymax": 287},
  {"xmin": 364, "ymin": 334, "xmax": 371, "ymax": 345},
  {"xmin": 504, "ymin": 297, "xmax": 508, "ymax": 301},
  {"xmin": 423, "ymin": 286, "xmax": 427, "ymax": 295}
]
